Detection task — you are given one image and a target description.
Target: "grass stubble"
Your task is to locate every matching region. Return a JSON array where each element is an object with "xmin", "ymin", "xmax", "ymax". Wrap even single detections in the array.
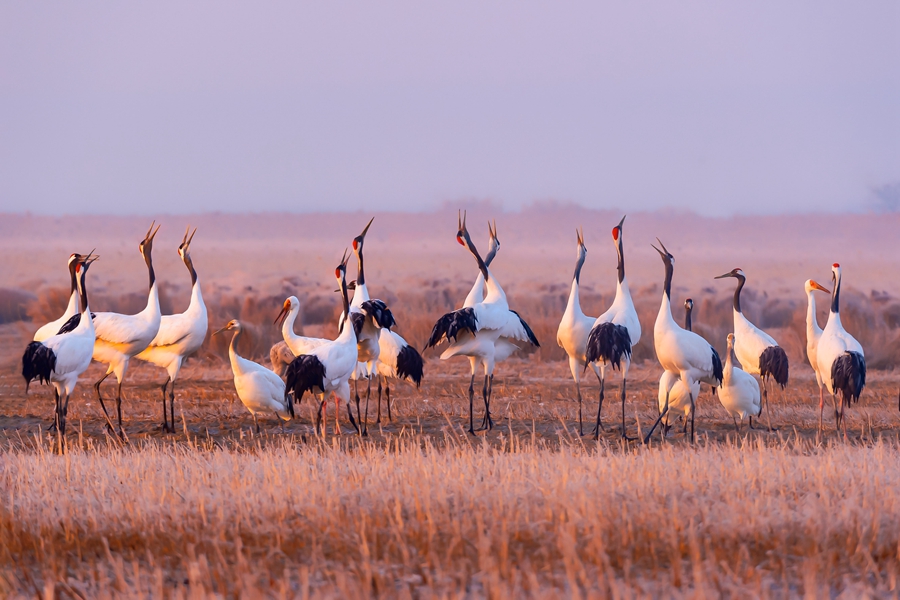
[{"xmin": 3, "ymin": 373, "xmax": 900, "ymax": 598}]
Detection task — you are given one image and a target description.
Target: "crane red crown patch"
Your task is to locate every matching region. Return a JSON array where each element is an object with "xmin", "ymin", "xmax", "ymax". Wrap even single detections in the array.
[
  {"xmin": 456, "ymin": 234, "xmax": 464, "ymax": 246},
  {"xmin": 334, "ymin": 267, "xmax": 342, "ymax": 278},
  {"xmin": 352, "ymin": 239, "xmax": 358, "ymax": 250},
  {"xmin": 611, "ymin": 227, "xmax": 619, "ymax": 241},
  {"xmin": 833, "ymin": 263, "xmax": 840, "ymax": 268}
]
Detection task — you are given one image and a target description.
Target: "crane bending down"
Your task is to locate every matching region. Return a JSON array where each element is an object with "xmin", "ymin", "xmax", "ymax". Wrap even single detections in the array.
[
  {"xmin": 556, "ymin": 228, "xmax": 603, "ymax": 436},
  {"xmin": 714, "ymin": 268, "xmax": 789, "ymax": 429},
  {"xmin": 284, "ymin": 250, "xmax": 361, "ymax": 435},
  {"xmin": 584, "ymin": 216, "xmax": 641, "ymax": 440},
  {"xmin": 91, "ymin": 222, "xmax": 163, "ymax": 439},
  {"xmin": 816, "ymin": 263, "xmax": 866, "ymax": 436},
  {"xmin": 425, "ymin": 211, "xmax": 539, "ymax": 434},
  {"xmin": 216, "ymin": 320, "xmax": 293, "ymax": 433},
  {"xmin": 643, "ymin": 239, "xmax": 723, "ymax": 443},
  {"xmin": 135, "ymin": 227, "xmax": 208, "ymax": 433},
  {"xmin": 803, "ymin": 279, "xmax": 832, "ymax": 430}
]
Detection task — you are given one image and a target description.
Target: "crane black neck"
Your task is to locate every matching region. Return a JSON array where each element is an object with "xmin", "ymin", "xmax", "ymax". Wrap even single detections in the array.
[
  {"xmin": 144, "ymin": 250, "xmax": 156, "ymax": 289},
  {"xmin": 831, "ymin": 274, "xmax": 841, "ymax": 313},
  {"xmin": 684, "ymin": 305, "xmax": 692, "ymax": 332},
  {"xmin": 68, "ymin": 259, "xmax": 79, "ymax": 294},
  {"xmin": 339, "ymin": 272, "xmax": 351, "ymax": 328},
  {"xmin": 77, "ymin": 264, "xmax": 90, "ymax": 314},
  {"xmin": 662, "ymin": 260, "xmax": 673, "ymax": 300},
  {"xmin": 356, "ymin": 249, "xmax": 365, "ymax": 286},
  {"xmin": 183, "ymin": 254, "xmax": 197, "ymax": 286},
  {"xmin": 465, "ymin": 238, "xmax": 489, "ymax": 282},
  {"xmin": 616, "ymin": 240, "xmax": 625, "ymax": 284},
  {"xmin": 484, "ymin": 245, "xmax": 498, "ymax": 269},
  {"xmin": 732, "ymin": 274, "xmax": 745, "ymax": 313},
  {"xmin": 573, "ymin": 252, "xmax": 585, "ymax": 284}
]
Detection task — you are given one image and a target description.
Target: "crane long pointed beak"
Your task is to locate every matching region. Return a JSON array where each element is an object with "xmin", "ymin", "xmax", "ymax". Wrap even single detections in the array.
[
  {"xmin": 145, "ymin": 220, "xmax": 156, "ymax": 239},
  {"xmin": 651, "ymin": 244, "xmax": 666, "ymax": 258},
  {"xmin": 714, "ymin": 272, "xmax": 734, "ymax": 279},
  {"xmin": 812, "ymin": 281, "xmax": 831, "ymax": 293},
  {"xmin": 212, "ymin": 326, "xmax": 227, "ymax": 336},
  {"xmin": 359, "ymin": 217, "xmax": 374, "ymax": 238},
  {"xmin": 617, "ymin": 215, "xmax": 626, "ymax": 229},
  {"xmin": 182, "ymin": 225, "xmax": 191, "ymax": 245},
  {"xmin": 274, "ymin": 306, "xmax": 289, "ymax": 326}
]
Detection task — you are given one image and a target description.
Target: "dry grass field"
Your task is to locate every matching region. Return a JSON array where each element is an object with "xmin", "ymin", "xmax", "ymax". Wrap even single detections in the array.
[{"xmin": 3, "ymin": 208, "xmax": 900, "ymax": 597}]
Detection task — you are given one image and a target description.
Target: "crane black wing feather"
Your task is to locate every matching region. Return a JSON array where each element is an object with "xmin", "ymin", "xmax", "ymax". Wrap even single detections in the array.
[
  {"xmin": 759, "ymin": 345, "xmax": 789, "ymax": 388},
  {"xmin": 360, "ymin": 299, "xmax": 396, "ymax": 330},
  {"xmin": 396, "ymin": 344, "xmax": 424, "ymax": 387},
  {"xmin": 22, "ymin": 341, "xmax": 56, "ymax": 393},
  {"xmin": 509, "ymin": 310, "xmax": 540, "ymax": 347},
  {"xmin": 55, "ymin": 312, "xmax": 96, "ymax": 335},
  {"xmin": 710, "ymin": 345, "xmax": 724, "ymax": 385},
  {"xmin": 425, "ymin": 308, "xmax": 477, "ymax": 349}
]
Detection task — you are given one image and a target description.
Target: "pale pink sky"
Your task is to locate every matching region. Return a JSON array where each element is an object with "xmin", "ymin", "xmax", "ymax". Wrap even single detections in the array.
[{"xmin": 0, "ymin": 1, "xmax": 897, "ymax": 216}]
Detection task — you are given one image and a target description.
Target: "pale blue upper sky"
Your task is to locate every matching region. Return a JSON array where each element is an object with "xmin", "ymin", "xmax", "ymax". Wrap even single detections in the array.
[{"xmin": 0, "ymin": 1, "xmax": 897, "ymax": 216}]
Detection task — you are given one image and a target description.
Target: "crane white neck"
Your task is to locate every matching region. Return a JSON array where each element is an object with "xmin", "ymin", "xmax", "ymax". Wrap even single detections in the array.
[{"xmin": 806, "ymin": 289, "xmax": 822, "ymax": 337}]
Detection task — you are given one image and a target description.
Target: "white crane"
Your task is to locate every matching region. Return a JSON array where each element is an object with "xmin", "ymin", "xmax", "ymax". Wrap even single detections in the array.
[
  {"xmin": 714, "ymin": 268, "xmax": 789, "ymax": 428},
  {"xmin": 425, "ymin": 211, "xmax": 539, "ymax": 434},
  {"xmin": 643, "ymin": 239, "xmax": 723, "ymax": 443},
  {"xmin": 91, "ymin": 222, "xmax": 163, "ymax": 439},
  {"xmin": 803, "ymin": 279, "xmax": 832, "ymax": 430},
  {"xmin": 135, "ymin": 227, "xmax": 208, "ymax": 433},
  {"xmin": 273, "ymin": 296, "xmax": 330, "ymax": 363},
  {"xmin": 21, "ymin": 254, "xmax": 98, "ymax": 439},
  {"xmin": 657, "ymin": 299, "xmax": 700, "ymax": 437},
  {"xmin": 284, "ymin": 250, "xmax": 361, "ymax": 435},
  {"xmin": 32, "ymin": 253, "xmax": 85, "ymax": 343},
  {"xmin": 584, "ymin": 216, "xmax": 641, "ymax": 440},
  {"xmin": 816, "ymin": 263, "xmax": 866, "ymax": 436},
  {"xmin": 215, "ymin": 320, "xmax": 292, "ymax": 433},
  {"xmin": 556, "ymin": 228, "xmax": 603, "ymax": 436},
  {"xmin": 717, "ymin": 333, "xmax": 762, "ymax": 432}
]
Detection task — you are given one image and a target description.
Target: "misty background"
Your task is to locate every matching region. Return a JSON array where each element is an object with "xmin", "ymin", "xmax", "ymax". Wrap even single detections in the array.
[{"xmin": 0, "ymin": 1, "xmax": 897, "ymax": 216}]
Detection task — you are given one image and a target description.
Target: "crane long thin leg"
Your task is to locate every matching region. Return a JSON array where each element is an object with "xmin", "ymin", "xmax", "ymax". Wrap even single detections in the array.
[
  {"xmin": 353, "ymin": 379, "xmax": 361, "ymax": 433},
  {"xmin": 316, "ymin": 398, "xmax": 325, "ymax": 435},
  {"xmin": 487, "ymin": 374, "xmax": 495, "ymax": 430},
  {"xmin": 61, "ymin": 392, "xmax": 71, "ymax": 438},
  {"xmin": 169, "ymin": 379, "xmax": 176, "ymax": 434},
  {"xmin": 347, "ymin": 400, "xmax": 359, "ymax": 434},
  {"xmin": 642, "ymin": 391, "xmax": 669, "ymax": 444},
  {"xmin": 479, "ymin": 375, "xmax": 491, "ymax": 430},
  {"xmin": 763, "ymin": 377, "xmax": 772, "ymax": 431},
  {"xmin": 362, "ymin": 374, "xmax": 371, "ymax": 436},
  {"xmin": 818, "ymin": 385, "xmax": 825, "ymax": 432},
  {"xmin": 576, "ymin": 380, "xmax": 583, "ymax": 437},
  {"xmin": 593, "ymin": 371, "xmax": 605, "ymax": 434},
  {"xmin": 620, "ymin": 378, "xmax": 633, "ymax": 440},
  {"xmin": 159, "ymin": 378, "xmax": 170, "ymax": 432},
  {"xmin": 689, "ymin": 392, "xmax": 696, "ymax": 444},
  {"xmin": 93, "ymin": 372, "xmax": 118, "ymax": 433},
  {"xmin": 115, "ymin": 381, "xmax": 126, "ymax": 439},
  {"xmin": 386, "ymin": 383, "xmax": 393, "ymax": 422},
  {"xmin": 468, "ymin": 374, "xmax": 475, "ymax": 435},
  {"xmin": 376, "ymin": 377, "xmax": 383, "ymax": 424},
  {"xmin": 592, "ymin": 377, "xmax": 605, "ymax": 440}
]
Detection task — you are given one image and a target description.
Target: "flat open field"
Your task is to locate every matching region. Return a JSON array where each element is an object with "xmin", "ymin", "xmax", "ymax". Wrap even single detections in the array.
[{"xmin": 3, "ymin": 209, "xmax": 900, "ymax": 597}]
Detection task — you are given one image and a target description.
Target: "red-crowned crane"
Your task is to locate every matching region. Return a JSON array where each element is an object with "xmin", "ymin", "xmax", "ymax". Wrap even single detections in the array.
[
  {"xmin": 425, "ymin": 212, "xmax": 539, "ymax": 434},
  {"xmin": 215, "ymin": 320, "xmax": 293, "ymax": 434},
  {"xmin": 803, "ymin": 279, "xmax": 832, "ymax": 430},
  {"xmin": 135, "ymin": 227, "xmax": 208, "ymax": 433},
  {"xmin": 32, "ymin": 254, "xmax": 83, "ymax": 344},
  {"xmin": 816, "ymin": 263, "xmax": 866, "ymax": 437},
  {"xmin": 91, "ymin": 222, "xmax": 163, "ymax": 439},
  {"xmin": 22, "ymin": 254, "xmax": 98, "ymax": 439},
  {"xmin": 643, "ymin": 239, "xmax": 723, "ymax": 443},
  {"xmin": 284, "ymin": 250, "xmax": 361, "ymax": 435},
  {"xmin": 584, "ymin": 216, "xmax": 641, "ymax": 440},
  {"xmin": 557, "ymin": 228, "xmax": 603, "ymax": 435},
  {"xmin": 714, "ymin": 268, "xmax": 789, "ymax": 428}
]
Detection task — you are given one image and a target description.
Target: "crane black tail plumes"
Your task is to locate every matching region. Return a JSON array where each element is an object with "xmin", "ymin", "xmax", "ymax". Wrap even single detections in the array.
[
  {"xmin": 22, "ymin": 342, "xmax": 56, "ymax": 393},
  {"xmin": 284, "ymin": 355, "xmax": 327, "ymax": 405},
  {"xmin": 584, "ymin": 322, "xmax": 631, "ymax": 370},
  {"xmin": 710, "ymin": 345, "xmax": 724, "ymax": 386},
  {"xmin": 396, "ymin": 344, "xmax": 424, "ymax": 387},
  {"xmin": 424, "ymin": 308, "xmax": 477, "ymax": 350},
  {"xmin": 831, "ymin": 351, "xmax": 866, "ymax": 407},
  {"xmin": 759, "ymin": 345, "xmax": 789, "ymax": 389}
]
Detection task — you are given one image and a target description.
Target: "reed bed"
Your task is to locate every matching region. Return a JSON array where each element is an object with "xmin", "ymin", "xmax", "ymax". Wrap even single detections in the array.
[{"xmin": 2, "ymin": 433, "xmax": 900, "ymax": 598}]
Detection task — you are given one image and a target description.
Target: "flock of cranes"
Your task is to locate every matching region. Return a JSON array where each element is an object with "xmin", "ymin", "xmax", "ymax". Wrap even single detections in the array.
[{"xmin": 20, "ymin": 214, "xmax": 868, "ymax": 443}]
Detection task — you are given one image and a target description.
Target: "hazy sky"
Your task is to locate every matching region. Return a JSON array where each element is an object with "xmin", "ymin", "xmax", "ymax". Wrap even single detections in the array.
[{"xmin": 1, "ymin": 2, "xmax": 897, "ymax": 216}]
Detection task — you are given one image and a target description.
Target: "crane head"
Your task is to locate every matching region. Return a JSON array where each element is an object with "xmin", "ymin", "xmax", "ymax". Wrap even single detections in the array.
[
  {"xmin": 651, "ymin": 238, "xmax": 673, "ymax": 264},
  {"xmin": 456, "ymin": 210, "xmax": 470, "ymax": 247},
  {"xmin": 684, "ymin": 298, "xmax": 693, "ymax": 311},
  {"xmin": 274, "ymin": 296, "xmax": 299, "ymax": 326},
  {"xmin": 352, "ymin": 217, "xmax": 374, "ymax": 252},
  {"xmin": 139, "ymin": 221, "xmax": 161, "ymax": 258},
  {"xmin": 213, "ymin": 320, "xmax": 240, "ymax": 335},
  {"xmin": 178, "ymin": 226, "xmax": 197, "ymax": 259},
  {"xmin": 715, "ymin": 268, "xmax": 745, "ymax": 280},
  {"xmin": 611, "ymin": 215, "xmax": 625, "ymax": 242},
  {"xmin": 805, "ymin": 279, "xmax": 830, "ymax": 294}
]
